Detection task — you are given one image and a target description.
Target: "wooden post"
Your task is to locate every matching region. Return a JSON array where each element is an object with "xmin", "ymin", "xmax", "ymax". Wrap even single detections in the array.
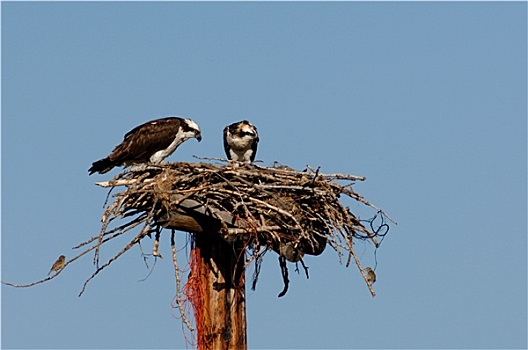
[
  {"xmin": 162, "ymin": 204, "xmax": 247, "ymax": 349},
  {"xmin": 192, "ymin": 233, "xmax": 247, "ymax": 350}
]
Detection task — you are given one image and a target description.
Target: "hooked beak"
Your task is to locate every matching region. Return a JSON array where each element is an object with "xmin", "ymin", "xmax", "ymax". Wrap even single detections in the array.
[{"xmin": 196, "ymin": 133, "xmax": 202, "ymax": 142}]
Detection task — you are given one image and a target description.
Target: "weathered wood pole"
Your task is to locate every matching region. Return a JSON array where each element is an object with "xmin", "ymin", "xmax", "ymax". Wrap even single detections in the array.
[
  {"xmin": 193, "ymin": 233, "xmax": 247, "ymax": 350},
  {"xmin": 162, "ymin": 207, "xmax": 247, "ymax": 350}
]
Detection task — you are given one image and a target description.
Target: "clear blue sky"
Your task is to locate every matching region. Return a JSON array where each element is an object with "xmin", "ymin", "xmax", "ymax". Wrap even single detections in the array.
[{"xmin": 2, "ymin": 2, "xmax": 526, "ymax": 349}]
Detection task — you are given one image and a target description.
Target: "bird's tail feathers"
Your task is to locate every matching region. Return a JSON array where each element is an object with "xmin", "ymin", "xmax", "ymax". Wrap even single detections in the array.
[{"xmin": 88, "ymin": 157, "xmax": 115, "ymax": 175}]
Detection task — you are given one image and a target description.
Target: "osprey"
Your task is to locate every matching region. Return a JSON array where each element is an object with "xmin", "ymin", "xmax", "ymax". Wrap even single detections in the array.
[
  {"xmin": 89, "ymin": 117, "xmax": 201, "ymax": 175},
  {"xmin": 223, "ymin": 120, "xmax": 259, "ymax": 163}
]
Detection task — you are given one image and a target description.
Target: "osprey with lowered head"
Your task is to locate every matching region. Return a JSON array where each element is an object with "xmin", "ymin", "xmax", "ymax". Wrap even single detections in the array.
[
  {"xmin": 89, "ymin": 116, "xmax": 201, "ymax": 175},
  {"xmin": 223, "ymin": 120, "xmax": 259, "ymax": 163}
]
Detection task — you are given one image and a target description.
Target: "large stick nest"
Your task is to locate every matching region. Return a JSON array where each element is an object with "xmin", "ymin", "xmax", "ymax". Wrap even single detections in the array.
[{"xmin": 92, "ymin": 160, "xmax": 392, "ymax": 296}]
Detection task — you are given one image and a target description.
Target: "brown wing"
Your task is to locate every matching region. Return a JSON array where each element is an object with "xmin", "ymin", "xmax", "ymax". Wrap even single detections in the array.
[
  {"xmin": 250, "ymin": 126, "xmax": 259, "ymax": 162},
  {"xmin": 109, "ymin": 117, "xmax": 183, "ymax": 164},
  {"xmin": 89, "ymin": 117, "xmax": 184, "ymax": 174},
  {"xmin": 223, "ymin": 125, "xmax": 232, "ymax": 159}
]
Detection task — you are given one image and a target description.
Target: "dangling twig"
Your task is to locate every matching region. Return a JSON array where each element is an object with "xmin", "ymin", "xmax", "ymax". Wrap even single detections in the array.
[
  {"xmin": 277, "ymin": 256, "xmax": 289, "ymax": 298},
  {"xmin": 171, "ymin": 229, "xmax": 195, "ymax": 332}
]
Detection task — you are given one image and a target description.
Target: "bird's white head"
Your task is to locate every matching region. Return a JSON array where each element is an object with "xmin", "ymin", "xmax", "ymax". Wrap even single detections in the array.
[
  {"xmin": 182, "ymin": 118, "xmax": 202, "ymax": 142},
  {"xmin": 239, "ymin": 121, "xmax": 258, "ymax": 139}
]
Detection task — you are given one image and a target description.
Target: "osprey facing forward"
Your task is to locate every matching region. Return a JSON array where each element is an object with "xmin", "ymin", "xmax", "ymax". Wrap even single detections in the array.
[
  {"xmin": 223, "ymin": 120, "xmax": 259, "ymax": 163},
  {"xmin": 89, "ymin": 117, "xmax": 201, "ymax": 175}
]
